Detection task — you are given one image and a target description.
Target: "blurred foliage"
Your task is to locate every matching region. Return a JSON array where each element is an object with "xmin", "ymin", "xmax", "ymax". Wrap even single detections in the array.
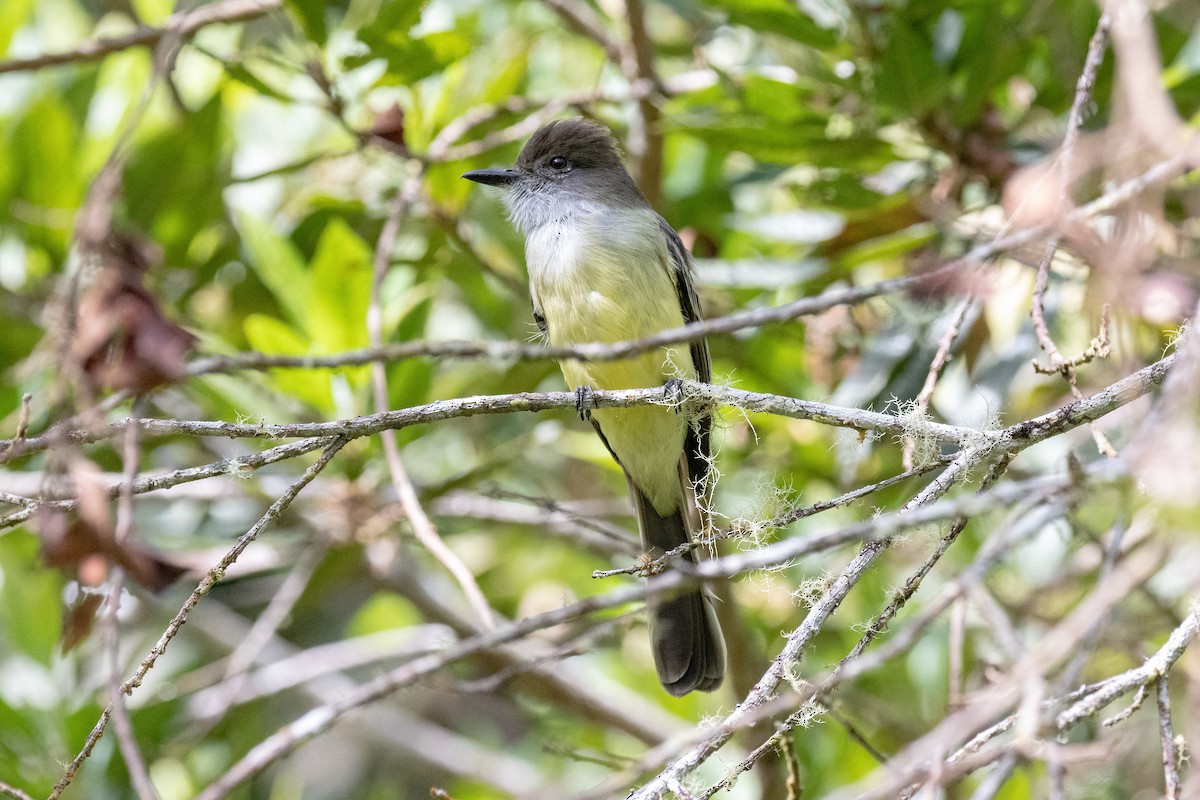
[{"xmin": 1, "ymin": 0, "xmax": 1199, "ymax": 797}]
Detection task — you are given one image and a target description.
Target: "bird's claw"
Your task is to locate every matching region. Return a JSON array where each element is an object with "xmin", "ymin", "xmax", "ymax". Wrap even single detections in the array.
[
  {"xmin": 575, "ymin": 385, "xmax": 597, "ymax": 421},
  {"xmin": 663, "ymin": 378, "xmax": 685, "ymax": 413}
]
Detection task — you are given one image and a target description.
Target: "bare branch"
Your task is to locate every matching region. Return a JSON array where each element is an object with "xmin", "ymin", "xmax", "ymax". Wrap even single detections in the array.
[
  {"xmin": 906, "ymin": 298, "xmax": 973, "ymax": 470},
  {"xmin": 0, "ymin": 781, "xmax": 35, "ymax": 800},
  {"xmin": 368, "ymin": 175, "xmax": 496, "ymax": 628},
  {"xmin": 1, "ymin": 436, "xmax": 336, "ymax": 530},
  {"xmin": 0, "ymin": 0, "xmax": 281, "ymax": 75},
  {"xmin": 49, "ymin": 438, "xmax": 346, "ymax": 798},
  {"xmin": 189, "ymin": 458, "xmax": 1132, "ymax": 799},
  {"xmin": 1157, "ymin": 675, "xmax": 1183, "ymax": 800},
  {"xmin": 1056, "ymin": 603, "xmax": 1200, "ymax": 729},
  {"xmin": 104, "ymin": 406, "xmax": 160, "ymax": 800},
  {"xmin": 538, "ymin": 0, "xmax": 627, "ymax": 70}
]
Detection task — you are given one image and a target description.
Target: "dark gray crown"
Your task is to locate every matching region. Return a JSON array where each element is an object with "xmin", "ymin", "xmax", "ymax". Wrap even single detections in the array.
[{"xmin": 516, "ymin": 118, "xmax": 626, "ymax": 172}]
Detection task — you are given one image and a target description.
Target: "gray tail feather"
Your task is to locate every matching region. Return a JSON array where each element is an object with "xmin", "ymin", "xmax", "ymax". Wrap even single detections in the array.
[{"xmin": 632, "ymin": 484, "xmax": 725, "ymax": 696}]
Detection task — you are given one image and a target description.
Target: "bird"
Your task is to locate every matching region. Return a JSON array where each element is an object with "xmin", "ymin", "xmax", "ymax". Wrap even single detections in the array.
[{"xmin": 463, "ymin": 118, "xmax": 725, "ymax": 696}]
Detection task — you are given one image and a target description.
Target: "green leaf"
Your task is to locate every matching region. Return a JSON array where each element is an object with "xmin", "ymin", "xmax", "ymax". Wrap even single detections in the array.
[
  {"xmin": 347, "ymin": 592, "xmax": 420, "ymax": 637},
  {"xmin": 12, "ymin": 94, "xmax": 82, "ymax": 255},
  {"xmin": 833, "ymin": 222, "xmax": 938, "ymax": 270},
  {"xmin": 0, "ymin": 0, "xmax": 34, "ymax": 54},
  {"xmin": 0, "ymin": 531, "xmax": 62, "ymax": 664},
  {"xmin": 1164, "ymin": 24, "xmax": 1200, "ymax": 90},
  {"xmin": 218, "ymin": 58, "xmax": 295, "ymax": 103},
  {"xmin": 954, "ymin": 4, "xmax": 1016, "ymax": 124},
  {"xmin": 286, "ymin": 0, "xmax": 328, "ymax": 44},
  {"xmin": 877, "ymin": 17, "xmax": 947, "ymax": 115},
  {"xmin": 243, "ymin": 313, "xmax": 310, "ymax": 355},
  {"xmin": 124, "ymin": 95, "xmax": 229, "ymax": 263},
  {"xmin": 236, "ymin": 213, "xmax": 311, "ymax": 326},
  {"xmin": 702, "ymin": 0, "xmax": 837, "ymax": 47},
  {"xmin": 690, "ymin": 121, "xmax": 895, "ymax": 168},
  {"xmin": 355, "ymin": 0, "xmax": 426, "ymax": 39},
  {"xmin": 357, "ymin": 28, "xmax": 474, "ymax": 85},
  {"xmin": 306, "ymin": 218, "xmax": 372, "ymax": 353},
  {"xmin": 242, "ymin": 313, "xmax": 332, "ymax": 410}
]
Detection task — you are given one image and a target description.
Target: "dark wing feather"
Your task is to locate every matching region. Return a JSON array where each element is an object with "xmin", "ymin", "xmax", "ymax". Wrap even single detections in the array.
[{"xmin": 657, "ymin": 214, "xmax": 711, "ymax": 490}]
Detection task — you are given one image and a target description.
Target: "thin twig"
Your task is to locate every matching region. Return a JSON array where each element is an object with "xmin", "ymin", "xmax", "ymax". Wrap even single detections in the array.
[
  {"xmin": 1157, "ymin": 674, "xmax": 1183, "ymax": 799},
  {"xmin": 104, "ymin": 401, "xmax": 159, "ymax": 800},
  {"xmin": 4, "ymin": 354, "xmax": 1173, "ymax": 535},
  {"xmin": 1056, "ymin": 603, "xmax": 1200, "ymax": 729},
  {"xmin": 538, "ymin": 0, "xmax": 626, "ymax": 69},
  {"xmin": 1, "ymin": 436, "xmax": 337, "ymax": 530},
  {"xmin": 593, "ymin": 460, "xmax": 946, "ymax": 579},
  {"xmin": 0, "ymin": 0, "xmax": 281, "ymax": 74},
  {"xmin": 905, "ymin": 298, "xmax": 972, "ymax": 470},
  {"xmin": 192, "ymin": 461, "xmax": 1128, "ymax": 800},
  {"xmin": 834, "ymin": 544, "xmax": 1166, "ymax": 800},
  {"xmin": 186, "ymin": 272, "xmax": 927, "ymax": 376},
  {"xmin": 1027, "ymin": 14, "xmax": 1117, "ymax": 457},
  {"xmin": 0, "ymin": 782, "xmax": 34, "ymax": 800},
  {"xmin": 190, "ymin": 537, "xmax": 329, "ymax": 729},
  {"xmin": 48, "ymin": 439, "xmax": 346, "ymax": 799},
  {"xmin": 0, "ymin": 381, "xmax": 983, "ymax": 467},
  {"xmin": 369, "ymin": 175, "xmax": 495, "ymax": 629}
]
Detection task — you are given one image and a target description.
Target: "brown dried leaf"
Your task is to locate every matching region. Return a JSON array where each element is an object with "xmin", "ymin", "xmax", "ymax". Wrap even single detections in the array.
[
  {"xmin": 38, "ymin": 504, "xmax": 188, "ymax": 593},
  {"xmin": 906, "ymin": 253, "xmax": 994, "ymax": 303},
  {"xmin": 368, "ymin": 103, "xmax": 408, "ymax": 154},
  {"xmin": 60, "ymin": 591, "xmax": 105, "ymax": 653},
  {"xmin": 72, "ymin": 231, "xmax": 195, "ymax": 394}
]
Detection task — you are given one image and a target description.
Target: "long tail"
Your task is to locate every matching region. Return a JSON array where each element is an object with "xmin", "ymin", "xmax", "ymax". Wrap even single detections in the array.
[{"xmin": 632, "ymin": 482, "xmax": 725, "ymax": 696}]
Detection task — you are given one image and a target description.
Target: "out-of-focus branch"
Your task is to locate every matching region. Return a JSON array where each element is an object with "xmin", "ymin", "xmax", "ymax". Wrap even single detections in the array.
[
  {"xmin": 189, "ymin": 538, "xmax": 328, "ymax": 729},
  {"xmin": 620, "ymin": 343, "xmax": 1175, "ymax": 798},
  {"xmin": 182, "ymin": 603, "xmax": 555, "ymax": 796},
  {"xmin": 905, "ymin": 298, "xmax": 973, "ymax": 469},
  {"xmin": 538, "ymin": 0, "xmax": 627, "ymax": 68},
  {"xmin": 187, "ymin": 270, "xmax": 926, "ymax": 375},
  {"xmin": 1056, "ymin": 603, "xmax": 1200, "ymax": 729},
  {"xmin": 0, "ymin": 782, "xmax": 34, "ymax": 800},
  {"xmin": 1026, "ymin": 14, "xmax": 1116, "ymax": 458},
  {"xmin": 104, "ymin": 408, "xmax": 159, "ymax": 800},
  {"xmin": 0, "ymin": 437, "xmax": 337, "ymax": 529},
  {"xmin": 1157, "ymin": 675, "xmax": 1183, "ymax": 800},
  {"xmin": 622, "ymin": 0, "xmax": 664, "ymax": 208},
  {"xmin": 1105, "ymin": 0, "xmax": 1200, "ymax": 165},
  {"xmin": 0, "ymin": 0, "xmax": 281, "ymax": 75},
  {"xmin": 48, "ymin": 439, "xmax": 345, "ymax": 799},
  {"xmin": 367, "ymin": 173, "xmax": 496, "ymax": 629},
  {"xmin": 825, "ymin": 543, "xmax": 1166, "ymax": 800},
  {"xmin": 191, "ymin": 460, "xmax": 1127, "ymax": 800}
]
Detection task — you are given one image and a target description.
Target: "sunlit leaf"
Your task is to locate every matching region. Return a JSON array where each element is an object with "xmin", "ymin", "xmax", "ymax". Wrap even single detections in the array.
[{"xmin": 236, "ymin": 213, "xmax": 312, "ymax": 326}]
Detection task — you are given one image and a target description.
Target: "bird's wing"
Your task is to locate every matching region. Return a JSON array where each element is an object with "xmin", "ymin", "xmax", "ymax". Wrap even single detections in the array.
[{"xmin": 657, "ymin": 214, "xmax": 712, "ymax": 489}]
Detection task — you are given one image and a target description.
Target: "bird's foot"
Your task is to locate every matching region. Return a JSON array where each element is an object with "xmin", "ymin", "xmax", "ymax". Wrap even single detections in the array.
[
  {"xmin": 575, "ymin": 385, "xmax": 597, "ymax": 421},
  {"xmin": 663, "ymin": 378, "xmax": 685, "ymax": 413}
]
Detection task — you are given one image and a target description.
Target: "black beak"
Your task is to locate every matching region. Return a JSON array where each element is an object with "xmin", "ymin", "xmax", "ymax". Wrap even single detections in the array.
[{"xmin": 462, "ymin": 168, "xmax": 519, "ymax": 187}]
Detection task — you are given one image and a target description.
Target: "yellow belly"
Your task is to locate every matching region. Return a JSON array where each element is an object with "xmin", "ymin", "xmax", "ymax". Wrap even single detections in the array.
[{"xmin": 544, "ymin": 285, "xmax": 694, "ymax": 515}]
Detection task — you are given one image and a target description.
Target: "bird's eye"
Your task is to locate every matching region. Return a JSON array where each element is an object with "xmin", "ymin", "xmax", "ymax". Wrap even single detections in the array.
[{"xmin": 548, "ymin": 156, "xmax": 569, "ymax": 171}]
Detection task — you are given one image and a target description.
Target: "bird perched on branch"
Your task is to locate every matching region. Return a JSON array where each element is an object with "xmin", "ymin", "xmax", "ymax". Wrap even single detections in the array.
[{"xmin": 464, "ymin": 118, "xmax": 725, "ymax": 696}]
